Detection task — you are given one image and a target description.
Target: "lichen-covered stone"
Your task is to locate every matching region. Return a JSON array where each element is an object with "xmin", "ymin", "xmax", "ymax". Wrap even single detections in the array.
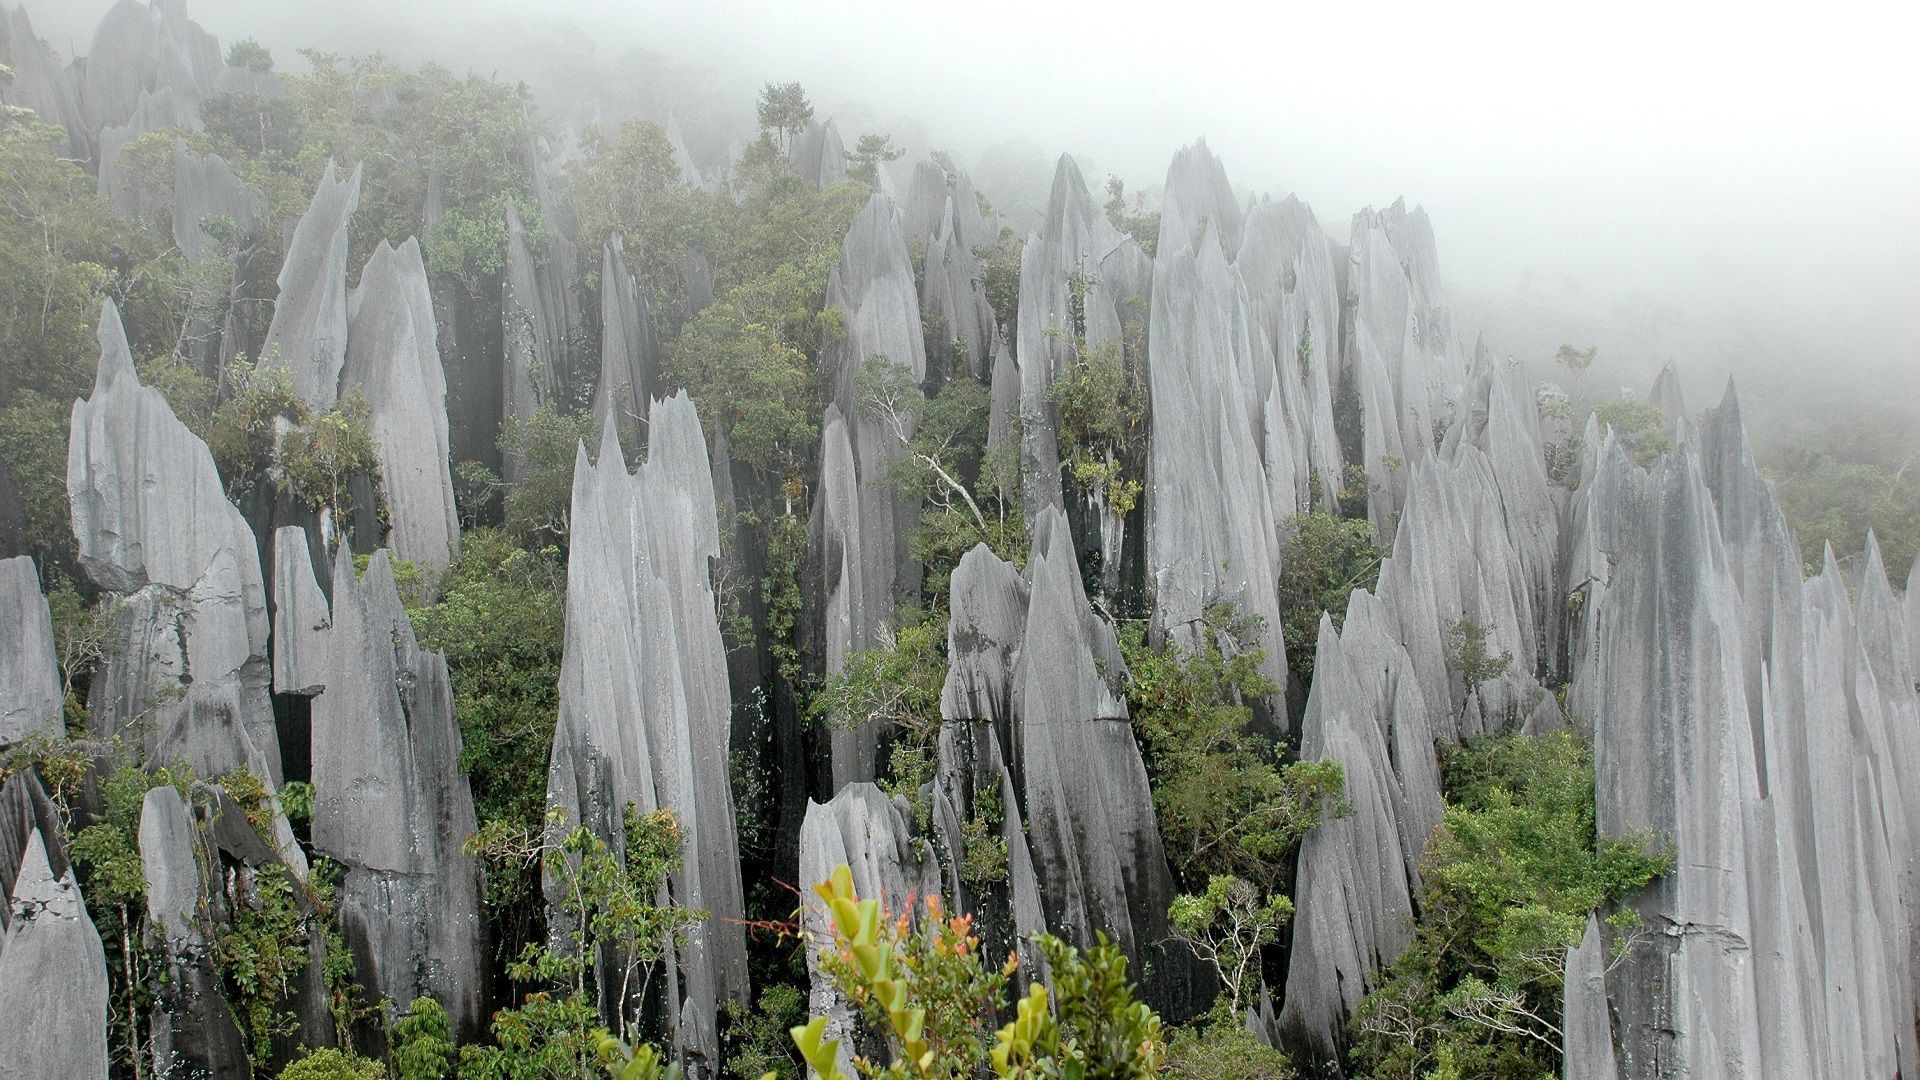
[
  {"xmin": 342, "ymin": 237, "xmax": 460, "ymax": 574},
  {"xmin": 0, "ymin": 557, "xmax": 62, "ymax": 748},
  {"xmin": 261, "ymin": 160, "xmax": 361, "ymax": 409}
]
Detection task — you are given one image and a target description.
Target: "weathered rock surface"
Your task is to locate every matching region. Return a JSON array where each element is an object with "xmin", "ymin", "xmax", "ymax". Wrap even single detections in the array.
[
  {"xmin": 80, "ymin": 0, "xmax": 222, "ymax": 136},
  {"xmin": 547, "ymin": 395, "xmax": 748, "ymax": 1066},
  {"xmin": 261, "ymin": 160, "xmax": 361, "ymax": 409},
  {"xmin": 1562, "ymin": 915, "xmax": 1618, "ymax": 1080},
  {"xmin": 1145, "ymin": 176, "xmax": 1287, "ymax": 710},
  {"xmin": 591, "ymin": 236, "xmax": 660, "ymax": 452},
  {"xmin": 1278, "ymin": 615, "xmax": 1418, "ymax": 1066},
  {"xmin": 342, "ymin": 237, "xmax": 460, "ymax": 575},
  {"xmin": 271, "ymin": 526, "xmax": 330, "ymax": 696},
  {"xmin": 816, "ymin": 191, "xmax": 927, "ymax": 784},
  {"xmin": 920, "ymin": 196, "xmax": 997, "ymax": 383},
  {"xmin": 798, "ymin": 783, "xmax": 940, "ymax": 1072},
  {"xmin": 69, "ymin": 300, "xmax": 286, "ymax": 792},
  {"xmin": 138, "ymin": 784, "xmax": 249, "ymax": 1078},
  {"xmin": 0, "ymin": 815, "xmax": 110, "ymax": 1080},
  {"xmin": 97, "ymin": 86, "xmax": 200, "ymax": 217},
  {"xmin": 0, "ymin": 556, "xmax": 62, "ymax": 748},
  {"xmin": 1019, "ymin": 508, "xmax": 1190, "ymax": 1013},
  {"xmin": 1, "ymin": 6, "xmax": 88, "ymax": 159},
  {"xmin": 793, "ymin": 117, "xmax": 847, "ymax": 187},
  {"xmin": 308, "ymin": 543, "xmax": 483, "ymax": 1034}
]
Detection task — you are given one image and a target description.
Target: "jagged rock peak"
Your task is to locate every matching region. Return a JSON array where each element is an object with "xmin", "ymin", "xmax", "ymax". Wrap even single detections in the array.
[
  {"xmin": 343, "ymin": 236, "xmax": 460, "ymax": 574},
  {"xmin": 310, "ymin": 542, "xmax": 485, "ymax": 1035},
  {"xmin": 68, "ymin": 298, "xmax": 267, "ymax": 627},
  {"xmin": 172, "ymin": 141, "xmax": 264, "ymax": 264},
  {"xmin": 0, "ymin": 824, "xmax": 111, "ymax": 1079},
  {"xmin": 1561, "ymin": 915, "xmax": 1619, "ymax": 1080},
  {"xmin": 1158, "ymin": 138, "xmax": 1244, "ymax": 257},
  {"xmin": 591, "ymin": 235, "xmax": 660, "ymax": 453},
  {"xmin": 548, "ymin": 391, "xmax": 747, "ymax": 1064},
  {"xmin": 0, "ymin": 557, "xmax": 63, "ymax": 749},
  {"xmin": 261, "ymin": 159, "xmax": 362, "ymax": 409}
]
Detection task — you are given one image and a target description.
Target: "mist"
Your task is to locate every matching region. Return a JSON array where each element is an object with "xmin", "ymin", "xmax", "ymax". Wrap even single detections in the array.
[{"xmin": 35, "ymin": 0, "xmax": 1919, "ymax": 406}]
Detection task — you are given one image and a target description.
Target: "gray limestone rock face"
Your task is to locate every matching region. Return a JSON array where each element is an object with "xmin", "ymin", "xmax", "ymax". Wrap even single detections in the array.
[
  {"xmin": 1562, "ymin": 915, "xmax": 1619, "ymax": 1080},
  {"xmin": 97, "ymin": 86, "xmax": 201, "ymax": 218},
  {"xmin": 1156, "ymin": 138, "xmax": 1244, "ymax": 259},
  {"xmin": 1, "ymin": 6, "xmax": 88, "ymax": 160},
  {"xmin": 984, "ymin": 339, "xmax": 1021, "ymax": 504},
  {"xmin": 309, "ymin": 545, "xmax": 484, "ymax": 1035},
  {"xmin": 798, "ymin": 783, "xmax": 941, "ymax": 1073},
  {"xmin": 0, "ymin": 827, "xmax": 110, "ymax": 1079},
  {"xmin": 1648, "ymin": 362, "xmax": 1686, "ymax": 439},
  {"xmin": 813, "ymin": 407, "xmax": 876, "ymax": 787},
  {"xmin": 81, "ymin": 0, "xmax": 222, "ymax": 136},
  {"xmin": 816, "ymin": 191, "xmax": 927, "ymax": 785},
  {"xmin": 271, "ymin": 527, "xmax": 330, "ymax": 696},
  {"xmin": 1017, "ymin": 508, "xmax": 1189, "ymax": 1014},
  {"xmin": 342, "ymin": 237, "xmax": 461, "ymax": 575},
  {"xmin": 1907, "ymin": 552, "xmax": 1920, "ymax": 679},
  {"xmin": 69, "ymin": 300, "xmax": 284, "ymax": 789},
  {"xmin": 665, "ymin": 114, "xmax": 703, "ymax": 188},
  {"xmin": 793, "ymin": 117, "xmax": 847, "ymax": 187},
  {"xmin": 920, "ymin": 196, "xmax": 997, "ymax": 383},
  {"xmin": 591, "ymin": 236, "xmax": 660, "ymax": 453},
  {"xmin": 547, "ymin": 396, "xmax": 747, "ymax": 1066},
  {"xmin": 1277, "ymin": 616, "xmax": 1418, "ymax": 1066},
  {"xmin": 0, "ymin": 556, "xmax": 62, "ymax": 748},
  {"xmin": 1145, "ymin": 224, "xmax": 1287, "ymax": 714},
  {"xmin": 499, "ymin": 185, "xmax": 585, "ymax": 478},
  {"xmin": 934, "ymin": 544, "xmax": 1046, "ymax": 982},
  {"xmin": 261, "ymin": 160, "xmax": 361, "ymax": 409},
  {"xmin": 138, "ymin": 784, "xmax": 249, "ymax": 1078},
  {"xmin": 1571, "ymin": 437, "xmax": 1768, "ymax": 1078},
  {"xmin": 0, "ymin": 772, "xmax": 67, "ymax": 922},
  {"xmin": 171, "ymin": 141, "xmax": 265, "ymax": 373},
  {"xmin": 1237, "ymin": 195, "xmax": 1345, "ymax": 513},
  {"xmin": 1015, "ymin": 155, "xmax": 1147, "ymax": 528}
]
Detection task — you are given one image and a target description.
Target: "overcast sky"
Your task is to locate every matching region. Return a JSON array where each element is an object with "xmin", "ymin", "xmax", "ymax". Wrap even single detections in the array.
[{"xmin": 33, "ymin": 0, "xmax": 1920, "ymax": 391}]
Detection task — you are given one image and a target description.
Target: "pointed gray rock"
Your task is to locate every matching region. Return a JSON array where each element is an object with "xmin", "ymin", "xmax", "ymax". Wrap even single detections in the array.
[
  {"xmin": 591, "ymin": 236, "xmax": 659, "ymax": 452},
  {"xmin": 310, "ymin": 545, "xmax": 484, "ymax": 1034},
  {"xmin": 1562, "ymin": 915, "xmax": 1618, "ymax": 1080},
  {"xmin": 261, "ymin": 160, "xmax": 361, "ymax": 409},
  {"xmin": 1, "ymin": 7, "xmax": 87, "ymax": 159},
  {"xmin": 793, "ymin": 117, "xmax": 847, "ymax": 187},
  {"xmin": 1237, "ymin": 195, "xmax": 1344, "ymax": 512},
  {"xmin": 342, "ymin": 237, "xmax": 460, "ymax": 574},
  {"xmin": 271, "ymin": 526, "xmax": 330, "ymax": 696},
  {"xmin": 139, "ymin": 784, "xmax": 249, "ymax": 1077},
  {"xmin": 0, "ymin": 827, "xmax": 110, "ymax": 1079},
  {"xmin": 547, "ymin": 396, "xmax": 748, "ymax": 1065},
  {"xmin": 1648, "ymin": 362, "xmax": 1686, "ymax": 439},
  {"xmin": 0, "ymin": 557, "xmax": 62, "ymax": 748},
  {"xmin": 97, "ymin": 86, "xmax": 200, "ymax": 217}
]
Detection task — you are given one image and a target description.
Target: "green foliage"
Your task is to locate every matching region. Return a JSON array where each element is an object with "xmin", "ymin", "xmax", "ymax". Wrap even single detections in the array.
[
  {"xmin": 725, "ymin": 983, "xmax": 807, "ymax": 1079},
  {"xmin": 1442, "ymin": 618, "xmax": 1513, "ymax": 704},
  {"xmin": 664, "ymin": 303, "xmax": 814, "ymax": 480},
  {"xmin": 1589, "ymin": 398, "xmax": 1672, "ymax": 467},
  {"xmin": 206, "ymin": 360, "xmax": 307, "ymax": 494},
  {"xmin": 1045, "ymin": 282, "xmax": 1147, "ymax": 523},
  {"xmin": 978, "ymin": 230, "xmax": 1025, "ymax": 333},
  {"xmin": 1763, "ymin": 415, "xmax": 1919, "ymax": 575},
  {"xmin": 278, "ymin": 1047, "xmax": 386, "ymax": 1080},
  {"xmin": 1276, "ymin": 510, "xmax": 1382, "ymax": 687},
  {"xmin": 227, "ymin": 38, "xmax": 275, "ymax": 73},
  {"xmin": 498, "ymin": 405, "xmax": 593, "ymax": 546},
  {"xmin": 845, "ymin": 134, "xmax": 905, "ymax": 186},
  {"xmin": 800, "ymin": 865, "xmax": 1165, "ymax": 1079},
  {"xmin": 569, "ymin": 118, "xmax": 726, "ymax": 316},
  {"xmin": 1121, "ymin": 614, "xmax": 1346, "ymax": 896},
  {"xmin": 409, "ymin": 530, "xmax": 566, "ymax": 940},
  {"xmin": 277, "ymin": 390, "xmax": 383, "ymax": 529},
  {"xmin": 756, "ymin": 82, "xmax": 815, "ymax": 151},
  {"xmin": 1101, "ymin": 176, "xmax": 1160, "ymax": 255},
  {"xmin": 1553, "ymin": 343, "xmax": 1596, "ymax": 388},
  {"xmin": 458, "ymin": 986, "xmax": 604, "ymax": 1080},
  {"xmin": 810, "ymin": 608, "xmax": 947, "ymax": 831},
  {"xmin": 1347, "ymin": 730, "xmax": 1672, "ymax": 1079},
  {"xmin": 1168, "ymin": 876, "xmax": 1292, "ymax": 1022},
  {"xmin": 855, "ymin": 358, "xmax": 1023, "ymax": 584},
  {"xmin": 1162, "ymin": 1021, "xmax": 1294, "ymax": 1080},
  {"xmin": 393, "ymin": 997, "xmax": 458, "ymax": 1080},
  {"xmin": 217, "ymin": 860, "xmax": 314, "ymax": 1062}
]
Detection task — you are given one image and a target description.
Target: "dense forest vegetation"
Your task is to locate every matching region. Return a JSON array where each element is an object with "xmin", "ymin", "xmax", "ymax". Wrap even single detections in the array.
[{"xmin": 0, "ymin": 7, "xmax": 1914, "ymax": 1080}]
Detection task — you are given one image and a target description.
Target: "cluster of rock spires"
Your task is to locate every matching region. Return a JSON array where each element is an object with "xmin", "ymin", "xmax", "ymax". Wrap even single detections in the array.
[{"xmin": 6, "ymin": 4, "xmax": 1920, "ymax": 1077}]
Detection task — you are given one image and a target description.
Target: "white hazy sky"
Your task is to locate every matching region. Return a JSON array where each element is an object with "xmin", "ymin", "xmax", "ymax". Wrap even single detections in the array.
[{"xmin": 32, "ymin": 0, "xmax": 1920, "ymax": 385}]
